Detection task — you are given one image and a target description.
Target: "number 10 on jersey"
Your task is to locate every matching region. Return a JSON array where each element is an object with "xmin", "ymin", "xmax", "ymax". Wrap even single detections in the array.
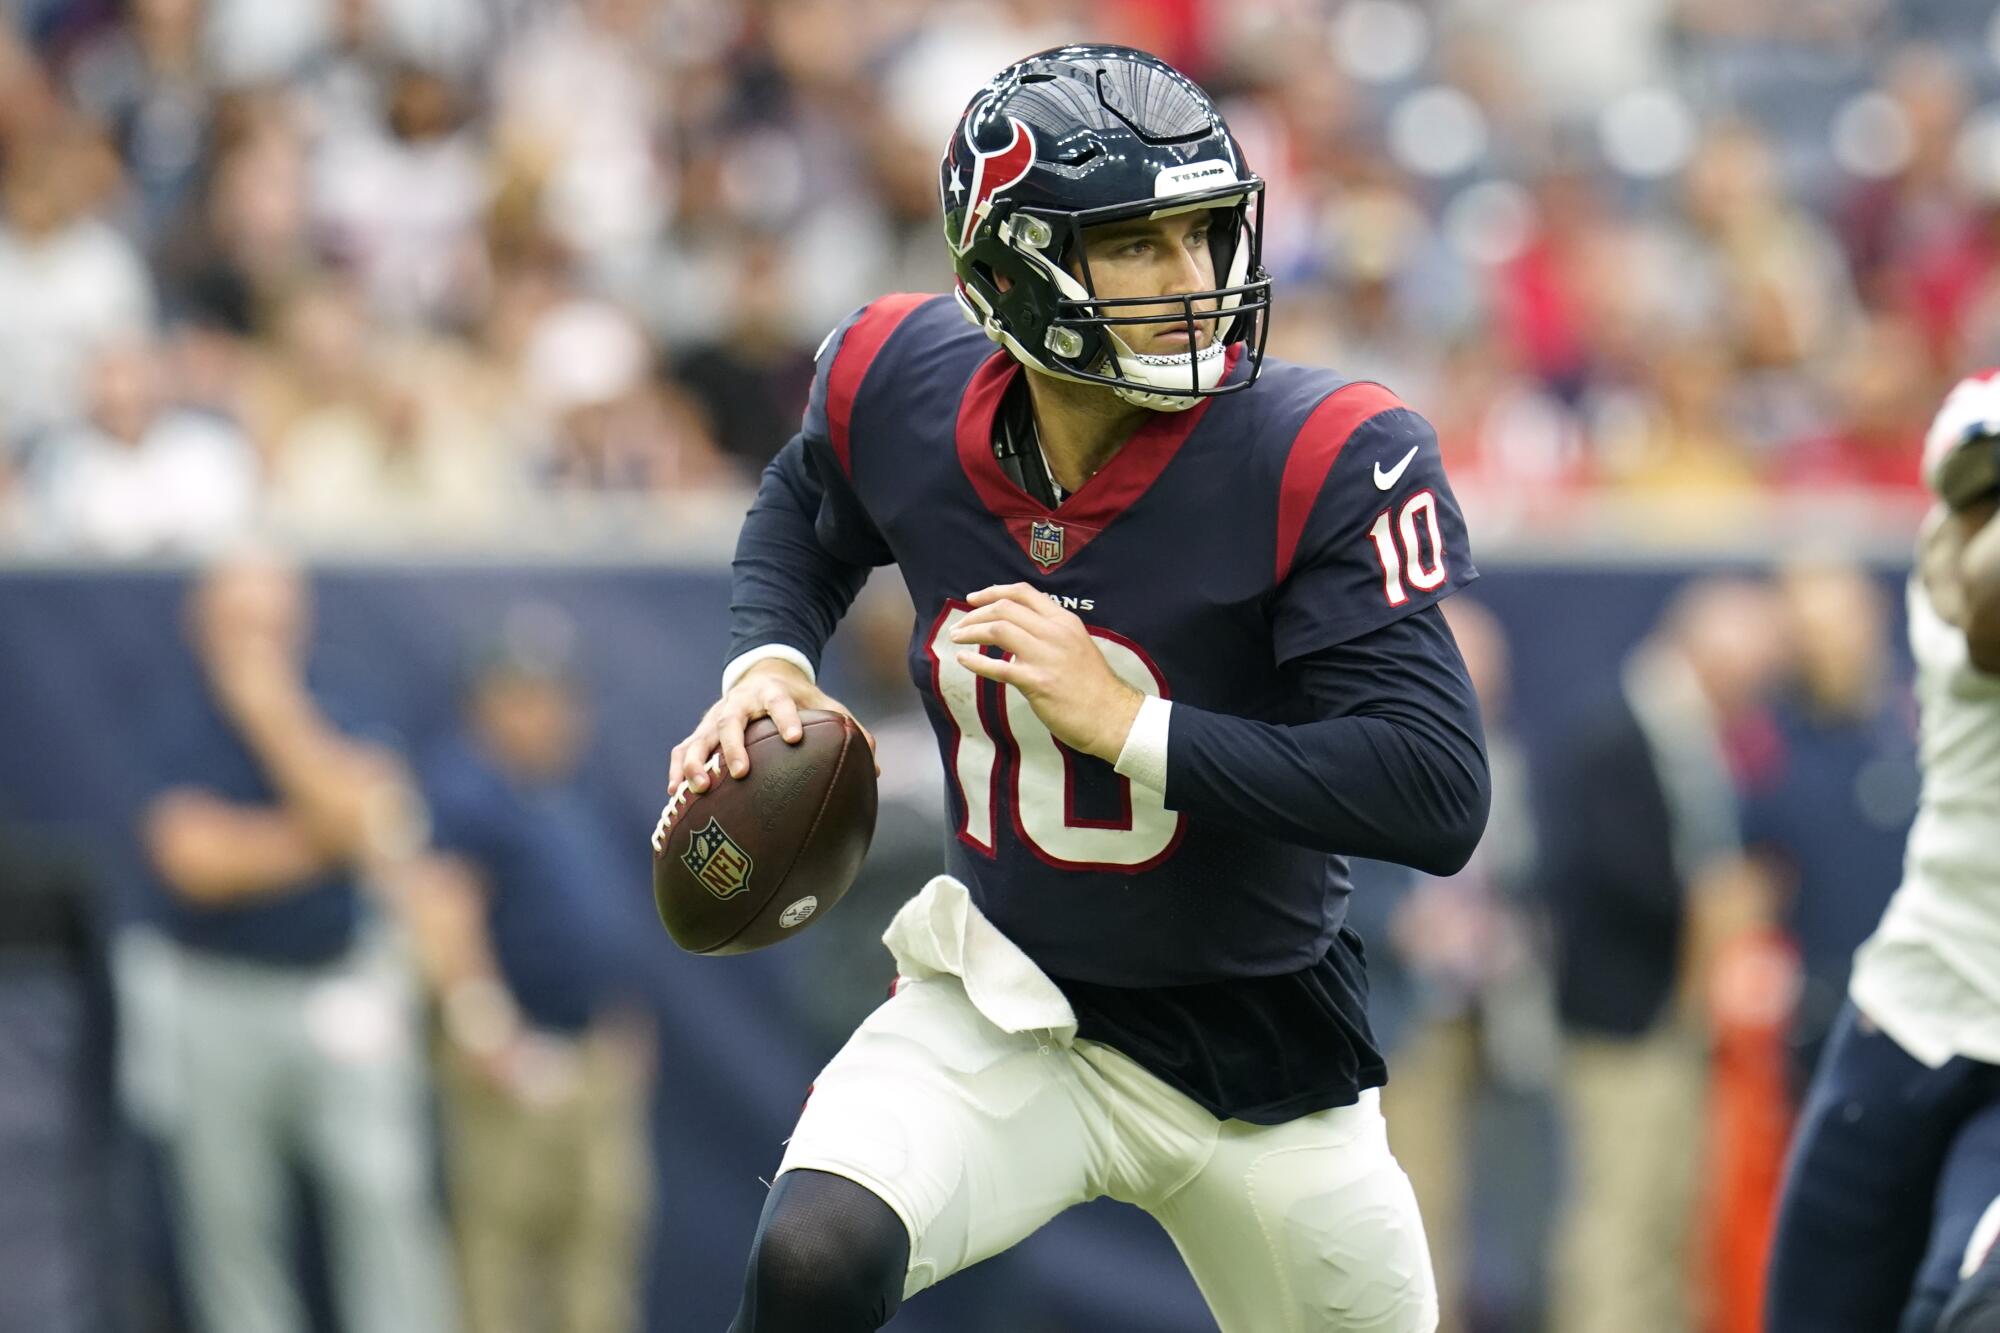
[{"xmin": 926, "ymin": 603, "xmax": 1183, "ymax": 872}]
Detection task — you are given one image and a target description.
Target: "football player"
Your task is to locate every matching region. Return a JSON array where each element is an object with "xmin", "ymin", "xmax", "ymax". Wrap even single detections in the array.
[
  {"xmin": 666, "ymin": 45, "xmax": 1489, "ymax": 1332},
  {"xmin": 1765, "ymin": 372, "xmax": 2000, "ymax": 1332}
]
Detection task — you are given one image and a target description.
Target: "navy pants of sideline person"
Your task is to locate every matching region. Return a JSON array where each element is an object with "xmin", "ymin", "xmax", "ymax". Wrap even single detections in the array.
[{"xmin": 1766, "ymin": 1004, "xmax": 2000, "ymax": 1333}]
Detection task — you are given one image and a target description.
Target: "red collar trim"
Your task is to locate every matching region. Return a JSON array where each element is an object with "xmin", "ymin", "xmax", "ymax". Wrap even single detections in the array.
[{"xmin": 954, "ymin": 348, "xmax": 1236, "ymax": 571}]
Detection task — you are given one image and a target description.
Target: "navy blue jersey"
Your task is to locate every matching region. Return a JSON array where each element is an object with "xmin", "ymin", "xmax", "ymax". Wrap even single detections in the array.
[
  {"xmin": 729, "ymin": 293, "xmax": 1488, "ymax": 1118},
  {"xmin": 423, "ymin": 735, "xmax": 631, "ymax": 1034},
  {"xmin": 143, "ymin": 682, "xmax": 368, "ymax": 967}
]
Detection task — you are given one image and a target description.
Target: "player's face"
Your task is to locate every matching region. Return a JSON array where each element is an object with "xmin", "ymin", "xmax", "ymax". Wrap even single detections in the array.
[{"xmin": 1076, "ymin": 209, "xmax": 1220, "ymax": 356}]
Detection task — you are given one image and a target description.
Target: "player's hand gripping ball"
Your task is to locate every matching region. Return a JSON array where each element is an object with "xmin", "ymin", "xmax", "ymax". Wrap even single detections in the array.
[{"xmin": 650, "ymin": 709, "xmax": 877, "ymax": 954}]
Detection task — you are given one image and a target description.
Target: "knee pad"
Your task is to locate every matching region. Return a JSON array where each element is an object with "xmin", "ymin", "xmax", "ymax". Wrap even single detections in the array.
[{"xmin": 730, "ymin": 1169, "xmax": 910, "ymax": 1333}]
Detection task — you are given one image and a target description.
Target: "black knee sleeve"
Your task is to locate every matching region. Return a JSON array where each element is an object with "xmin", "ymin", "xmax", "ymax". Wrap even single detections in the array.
[{"xmin": 728, "ymin": 1168, "xmax": 910, "ymax": 1333}]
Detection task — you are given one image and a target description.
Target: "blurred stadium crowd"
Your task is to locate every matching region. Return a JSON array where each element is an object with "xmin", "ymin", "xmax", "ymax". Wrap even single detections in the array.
[{"xmin": 1, "ymin": 0, "xmax": 2000, "ymax": 553}]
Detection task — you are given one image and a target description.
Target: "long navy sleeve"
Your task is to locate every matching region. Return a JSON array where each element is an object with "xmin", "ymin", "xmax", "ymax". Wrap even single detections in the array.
[
  {"xmin": 1053, "ymin": 605, "xmax": 1490, "ymax": 1123},
  {"xmin": 1163, "ymin": 605, "xmax": 1490, "ymax": 875},
  {"xmin": 726, "ymin": 433, "xmax": 889, "ymax": 673}
]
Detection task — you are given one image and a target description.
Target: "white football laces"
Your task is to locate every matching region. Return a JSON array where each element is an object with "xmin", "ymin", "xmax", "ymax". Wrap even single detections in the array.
[{"xmin": 651, "ymin": 752, "xmax": 723, "ymax": 854}]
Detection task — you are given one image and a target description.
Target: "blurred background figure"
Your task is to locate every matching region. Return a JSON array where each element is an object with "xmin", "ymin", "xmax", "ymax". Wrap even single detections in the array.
[
  {"xmin": 1742, "ymin": 557, "xmax": 1919, "ymax": 1098},
  {"xmin": 121, "ymin": 554, "xmax": 454, "ymax": 1333},
  {"xmin": 404, "ymin": 604, "xmax": 654, "ymax": 1333},
  {"xmin": 521, "ymin": 298, "xmax": 728, "ymax": 496},
  {"xmin": 1538, "ymin": 576, "xmax": 1789, "ymax": 1333},
  {"xmin": 0, "ymin": 118, "xmax": 154, "ymax": 445},
  {"xmin": 1378, "ymin": 597, "xmax": 1557, "ymax": 1332},
  {"xmin": 19, "ymin": 335, "xmax": 257, "ymax": 554}
]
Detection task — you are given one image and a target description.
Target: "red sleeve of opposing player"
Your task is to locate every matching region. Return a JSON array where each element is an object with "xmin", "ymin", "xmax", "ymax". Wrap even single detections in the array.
[
  {"xmin": 1274, "ymin": 382, "xmax": 1406, "ymax": 582},
  {"xmin": 824, "ymin": 293, "xmax": 931, "ymax": 478}
]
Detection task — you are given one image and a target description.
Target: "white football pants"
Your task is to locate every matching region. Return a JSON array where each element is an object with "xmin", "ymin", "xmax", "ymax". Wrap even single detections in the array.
[{"xmin": 776, "ymin": 876, "xmax": 1439, "ymax": 1332}]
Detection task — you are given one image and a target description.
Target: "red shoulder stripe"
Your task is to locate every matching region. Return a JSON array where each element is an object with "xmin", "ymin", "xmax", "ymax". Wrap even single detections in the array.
[
  {"xmin": 826, "ymin": 293, "xmax": 932, "ymax": 477},
  {"xmin": 1275, "ymin": 382, "xmax": 1405, "ymax": 582}
]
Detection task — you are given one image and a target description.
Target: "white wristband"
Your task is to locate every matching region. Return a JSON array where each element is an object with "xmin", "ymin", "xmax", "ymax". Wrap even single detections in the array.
[
  {"xmin": 721, "ymin": 644, "xmax": 817, "ymax": 695},
  {"xmin": 1112, "ymin": 695, "xmax": 1172, "ymax": 796}
]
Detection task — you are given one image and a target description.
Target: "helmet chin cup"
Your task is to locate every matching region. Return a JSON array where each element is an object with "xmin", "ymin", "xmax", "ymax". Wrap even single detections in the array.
[
  {"xmin": 1114, "ymin": 383, "xmax": 1205, "ymax": 413},
  {"xmin": 1109, "ymin": 337, "xmax": 1230, "ymax": 412}
]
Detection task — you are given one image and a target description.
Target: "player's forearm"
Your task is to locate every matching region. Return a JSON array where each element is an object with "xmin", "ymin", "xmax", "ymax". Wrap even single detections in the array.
[
  {"xmin": 1161, "ymin": 704, "xmax": 1490, "ymax": 872},
  {"xmin": 728, "ymin": 434, "xmax": 875, "ymax": 670}
]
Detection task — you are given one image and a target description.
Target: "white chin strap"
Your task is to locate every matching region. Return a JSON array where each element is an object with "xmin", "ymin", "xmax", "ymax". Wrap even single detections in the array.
[{"xmin": 1106, "ymin": 335, "xmax": 1229, "ymax": 412}]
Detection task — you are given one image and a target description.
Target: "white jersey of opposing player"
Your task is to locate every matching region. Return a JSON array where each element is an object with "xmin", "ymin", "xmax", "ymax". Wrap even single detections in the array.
[{"xmin": 1850, "ymin": 577, "xmax": 2000, "ymax": 1067}]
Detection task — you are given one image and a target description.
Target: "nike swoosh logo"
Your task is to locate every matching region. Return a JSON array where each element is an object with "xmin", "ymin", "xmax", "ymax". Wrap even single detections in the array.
[{"xmin": 1373, "ymin": 445, "xmax": 1419, "ymax": 490}]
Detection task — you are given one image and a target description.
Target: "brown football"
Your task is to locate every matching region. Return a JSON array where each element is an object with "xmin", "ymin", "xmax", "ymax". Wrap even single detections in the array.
[{"xmin": 650, "ymin": 709, "xmax": 877, "ymax": 955}]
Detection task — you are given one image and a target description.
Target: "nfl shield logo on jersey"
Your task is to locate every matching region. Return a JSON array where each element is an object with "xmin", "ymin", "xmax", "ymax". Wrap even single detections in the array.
[
  {"xmin": 683, "ymin": 818, "xmax": 754, "ymax": 899},
  {"xmin": 1030, "ymin": 519, "xmax": 1065, "ymax": 570}
]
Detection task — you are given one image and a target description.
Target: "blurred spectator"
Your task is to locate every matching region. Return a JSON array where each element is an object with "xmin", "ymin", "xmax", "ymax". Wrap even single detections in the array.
[
  {"xmin": 0, "ymin": 820, "xmax": 110, "ymax": 1333},
  {"xmin": 1309, "ymin": 155, "xmax": 1479, "ymax": 408},
  {"xmin": 0, "ymin": 122, "xmax": 155, "ymax": 443},
  {"xmin": 488, "ymin": 0, "xmax": 674, "ymax": 285},
  {"xmin": 1834, "ymin": 45, "xmax": 1971, "ymax": 311},
  {"xmin": 668, "ymin": 238, "xmax": 824, "ymax": 473},
  {"xmin": 522, "ymin": 297, "xmax": 729, "ymax": 493},
  {"xmin": 1742, "ymin": 557, "xmax": 1919, "ymax": 1096},
  {"xmin": 18, "ymin": 336, "xmax": 258, "ymax": 554},
  {"xmin": 1381, "ymin": 597, "xmax": 1558, "ymax": 1331},
  {"xmin": 1492, "ymin": 0, "xmax": 1675, "ymax": 123},
  {"xmin": 121, "ymin": 554, "xmax": 456, "ymax": 1333},
  {"xmin": 254, "ymin": 276, "xmax": 404, "ymax": 522},
  {"xmin": 252, "ymin": 276, "xmax": 530, "ymax": 537},
  {"xmin": 309, "ymin": 62, "xmax": 489, "ymax": 326},
  {"xmin": 1489, "ymin": 170, "xmax": 1607, "ymax": 406},
  {"xmin": 1598, "ymin": 337, "xmax": 1763, "ymax": 502},
  {"xmin": 1539, "ymin": 576, "xmax": 1789, "ymax": 1333},
  {"xmin": 1692, "ymin": 121, "xmax": 1856, "ymax": 351},
  {"xmin": 201, "ymin": 0, "xmax": 338, "ymax": 86},
  {"xmin": 1647, "ymin": 122, "xmax": 1860, "ymax": 460},
  {"xmin": 1775, "ymin": 314, "xmax": 1933, "ymax": 495},
  {"xmin": 405, "ymin": 607, "xmax": 652, "ymax": 1333},
  {"xmin": 65, "ymin": 0, "xmax": 215, "ymax": 239},
  {"xmin": 1898, "ymin": 91, "xmax": 2000, "ymax": 375},
  {"xmin": 155, "ymin": 93, "xmax": 316, "ymax": 330}
]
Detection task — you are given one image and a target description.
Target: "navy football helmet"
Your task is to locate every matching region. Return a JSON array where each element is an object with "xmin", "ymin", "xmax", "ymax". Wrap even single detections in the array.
[{"xmin": 940, "ymin": 44, "xmax": 1272, "ymax": 411}]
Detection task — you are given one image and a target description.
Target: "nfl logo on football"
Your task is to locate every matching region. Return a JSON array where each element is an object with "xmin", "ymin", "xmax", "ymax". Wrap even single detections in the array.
[
  {"xmin": 683, "ymin": 818, "xmax": 754, "ymax": 900},
  {"xmin": 1029, "ymin": 519, "xmax": 1064, "ymax": 570}
]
